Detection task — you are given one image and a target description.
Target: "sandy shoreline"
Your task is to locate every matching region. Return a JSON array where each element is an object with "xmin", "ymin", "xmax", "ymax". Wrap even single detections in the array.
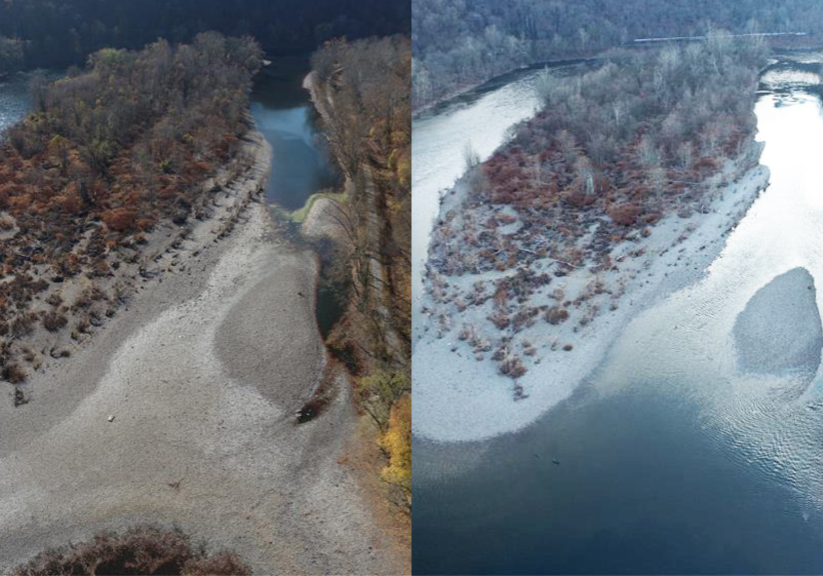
[
  {"xmin": 0, "ymin": 130, "xmax": 404, "ymax": 574},
  {"xmin": 414, "ymin": 153, "xmax": 771, "ymax": 444}
]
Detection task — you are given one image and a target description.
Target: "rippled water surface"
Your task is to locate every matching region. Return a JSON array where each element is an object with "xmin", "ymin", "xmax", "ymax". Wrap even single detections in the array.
[{"xmin": 414, "ymin": 59, "xmax": 823, "ymax": 574}]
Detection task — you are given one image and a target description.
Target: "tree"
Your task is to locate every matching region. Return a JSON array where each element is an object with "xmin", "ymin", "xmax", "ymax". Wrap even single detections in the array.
[
  {"xmin": 0, "ymin": 36, "xmax": 23, "ymax": 75},
  {"xmin": 379, "ymin": 395, "xmax": 411, "ymax": 509},
  {"xmin": 356, "ymin": 371, "xmax": 409, "ymax": 433},
  {"xmin": 28, "ymin": 73, "xmax": 49, "ymax": 113},
  {"xmin": 463, "ymin": 141, "xmax": 480, "ymax": 171}
]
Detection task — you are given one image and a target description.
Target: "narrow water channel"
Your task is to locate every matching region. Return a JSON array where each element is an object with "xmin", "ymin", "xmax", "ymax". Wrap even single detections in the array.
[
  {"xmin": 251, "ymin": 57, "xmax": 337, "ymax": 210},
  {"xmin": 414, "ymin": 58, "xmax": 823, "ymax": 574},
  {"xmin": 250, "ymin": 57, "xmax": 346, "ymax": 339}
]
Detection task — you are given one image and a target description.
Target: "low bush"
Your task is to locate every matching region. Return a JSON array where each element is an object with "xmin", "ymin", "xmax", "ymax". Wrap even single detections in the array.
[
  {"xmin": 12, "ymin": 525, "xmax": 251, "ymax": 576},
  {"xmin": 2, "ymin": 362, "xmax": 26, "ymax": 384},
  {"xmin": 545, "ymin": 306, "xmax": 570, "ymax": 325},
  {"xmin": 42, "ymin": 311, "xmax": 68, "ymax": 332}
]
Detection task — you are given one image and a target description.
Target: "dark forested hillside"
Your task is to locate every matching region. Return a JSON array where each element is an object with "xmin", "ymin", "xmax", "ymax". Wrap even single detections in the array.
[
  {"xmin": 412, "ymin": 0, "xmax": 822, "ymax": 109},
  {"xmin": 0, "ymin": 0, "xmax": 409, "ymax": 72}
]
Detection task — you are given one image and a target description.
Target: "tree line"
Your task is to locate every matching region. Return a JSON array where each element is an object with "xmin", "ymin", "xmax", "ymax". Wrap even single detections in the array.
[
  {"xmin": 412, "ymin": 0, "xmax": 821, "ymax": 110},
  {"xmin": 0, "ymin": 0, "xmax": 408, "ymax": 74},
  {"xmin": 310, "ymin": 35, "xmax": 411, "ymax": 510}
]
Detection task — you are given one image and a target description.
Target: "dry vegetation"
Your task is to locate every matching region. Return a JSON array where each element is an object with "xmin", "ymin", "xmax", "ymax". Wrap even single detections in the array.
[
  {"xmin": 432, "ymin": 34, "xmax": 766, "ymax": 279},
  {"xmin": 12, "ymin": 525, "xmax": 250, "ymax": 576},
  {"xmin": 0, "ymin": 33, "xmax": 262, "ymax": 398},
  {"xmin": 426, "ymin": 34, "xmax": 768, "ymax": 382}
]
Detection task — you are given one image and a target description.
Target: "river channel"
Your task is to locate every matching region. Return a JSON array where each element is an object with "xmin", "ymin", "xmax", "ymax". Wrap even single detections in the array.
[{"xmin": 413, "ymin": 57, "xmax": 823, "ymax": 574}]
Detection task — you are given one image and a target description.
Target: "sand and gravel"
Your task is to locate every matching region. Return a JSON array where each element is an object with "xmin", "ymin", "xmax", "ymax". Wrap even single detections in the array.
[
  {"xmin": 0, "ymin": 130, "xmax": 404, "ymax": 574},
  {"xmin": 733, "ymin": 266, "xmax": 823, "ymax": 378},
  {"xmin": 302, "ymin": 197, "xmax": 347, "ymax": 241}
]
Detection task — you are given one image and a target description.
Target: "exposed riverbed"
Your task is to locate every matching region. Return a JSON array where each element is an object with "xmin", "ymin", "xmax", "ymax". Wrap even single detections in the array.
[
  {"xmin": 414, "ymin": 57, "xmax": 823, "ymax": 573},
  {"xmin": 0, "ymin": 63, "xmax": 400, "ymax": 574}
]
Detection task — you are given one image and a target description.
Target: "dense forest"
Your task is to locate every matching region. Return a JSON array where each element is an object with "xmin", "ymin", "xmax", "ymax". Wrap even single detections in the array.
[
  {"xmin": 412, "ymin": 0, "xmax": 821, "ymax": 109},
  {"xmin": 0, "ymin": 33, "xmax": 261, "ymax": 390},
  {"xmin": 428, "ymin": 35, "xmax": 767, "ymax": 379},
  {"xmin": 311, "ymin": 35, "xmax": 411, "ymax": 509},
  {"xmin": 0, "ymin": 0, "xmax": 409, "ymax": 74}
]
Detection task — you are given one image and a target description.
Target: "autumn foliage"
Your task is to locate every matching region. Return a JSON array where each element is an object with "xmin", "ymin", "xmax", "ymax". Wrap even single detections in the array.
[
  {"xmin": 430, "ymin": 36, "xmax": 769, "ymax": 282},
  {"xmin": 0, "ymin": 33, "xmax": 262, "ymax": 385},
  {"xmin": 379, "ymin": 395, "xmax": 411, "ymax": 507}
]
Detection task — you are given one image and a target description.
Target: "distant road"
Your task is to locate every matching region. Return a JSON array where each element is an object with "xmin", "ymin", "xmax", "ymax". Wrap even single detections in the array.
[{"xmin": 634, "ymin": 32, "xmax": 808, "ymax": 43}]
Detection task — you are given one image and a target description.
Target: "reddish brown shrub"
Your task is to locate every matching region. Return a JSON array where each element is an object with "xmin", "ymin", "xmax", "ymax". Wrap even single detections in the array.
[
  {"xmin": 101, "ymin": 207, "xmax": 139, "ymax": 232},
  {"xmin": 12, "ymin": 525, "xmax": 251, "ymax": 576},
  {"xmin": 499, "ymin": 355, "xmax": 527, "ymax": 379},
  {"xmin": 488, "ymin": 311, "xmax": 510, "ymax": 330},
  {"xmin": 2, "ymin": 362, "xmax": 27, "ymax": 384},
  {"xmin": 608, "ymin": 203, "xmax": 642, "ymax": 226},
  {"xmin": 545, "ymin": 306, "xmax": 570, "ymax": 325},
  {"xmin": 42, "ymin": 311, "xmax": 68, "ymax": 332}
]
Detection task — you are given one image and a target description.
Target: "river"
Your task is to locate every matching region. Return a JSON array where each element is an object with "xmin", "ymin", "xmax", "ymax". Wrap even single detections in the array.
[
  {"xmin": 413, "ymin": 57, "xmax": 823, "ymax": 573},
  {"xmin": 251, "ymin": 57, "xmax": 337, "ymax": 211},
  {"xmin": 0, "ymin": 71, "xmax": 38, "ymax": 135}
]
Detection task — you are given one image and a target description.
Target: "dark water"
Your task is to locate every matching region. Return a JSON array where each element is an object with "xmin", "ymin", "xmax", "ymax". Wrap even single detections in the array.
[
  {"xmin": 250, "ymin": 57, "xmax": 337, "ymax": 211},
  {"xmin": 0, "ymin": 72, "xmax": 37, "ymax": 135},
  {"xmin": 413, "ymin": 59, "xmax": 823, "ymax": 574},
  {"xmin": 414, "ymin": 387, "xmax": 823, "ymax": 574}
]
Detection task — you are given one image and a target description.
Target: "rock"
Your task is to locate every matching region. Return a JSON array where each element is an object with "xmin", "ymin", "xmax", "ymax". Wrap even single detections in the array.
[
  {"xmin": 108, "ymin": 415, "xmax": 115, "ymax": 422},
  {"xmin": 733, "ymin": 267, "xmax": 823, "ymax": 382}
]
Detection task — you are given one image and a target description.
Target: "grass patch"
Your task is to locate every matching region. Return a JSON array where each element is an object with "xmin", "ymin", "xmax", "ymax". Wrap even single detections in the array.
[{"xmin": 284, "ymin": 191, "xmax": 348, "ymax": 224}]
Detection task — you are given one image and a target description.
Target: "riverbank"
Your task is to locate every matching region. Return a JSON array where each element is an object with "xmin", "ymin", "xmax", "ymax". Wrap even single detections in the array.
[
  {"xmin": 301, "ymin": 71, "xmax": 351, "ymax": 239},
  {"xmin": 415, "ymin": 148, "xmax": 770, "ymax": 443},
  {"xmin": 0, "ymin": 129, "xmax": 405, "ymax": 574},
  {"xmin": 304, "ymin": 63, "xmax": 413, "ymax": 557},
  {"xmin": 412, "ymin": 55, "xmax": 598, "ymax": 119},
  {"xmin": 412, "ymin": 36, "xmax": 823, "ymax": 118}
]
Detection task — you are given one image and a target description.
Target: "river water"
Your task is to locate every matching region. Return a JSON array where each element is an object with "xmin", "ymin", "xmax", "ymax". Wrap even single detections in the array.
[
  {"xmin": 413, "ymin": 58, "xmax": 823, "ymax": 573},
  {"xmin": 0, "ymin": 72, "xmax": 35, "ymax": 135},
  {"xmin": 250, "ymin": 58, "xmax": 346, "ymax": 338},
  {"xmin": 251, "ymin": 57, "xmax": 337, "ymax": 211}
]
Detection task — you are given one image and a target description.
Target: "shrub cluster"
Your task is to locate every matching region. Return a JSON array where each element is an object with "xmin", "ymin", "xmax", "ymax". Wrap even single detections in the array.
[{"xmin": 12, "ymin": 525, "xmax": 251, "ymax": 576}]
